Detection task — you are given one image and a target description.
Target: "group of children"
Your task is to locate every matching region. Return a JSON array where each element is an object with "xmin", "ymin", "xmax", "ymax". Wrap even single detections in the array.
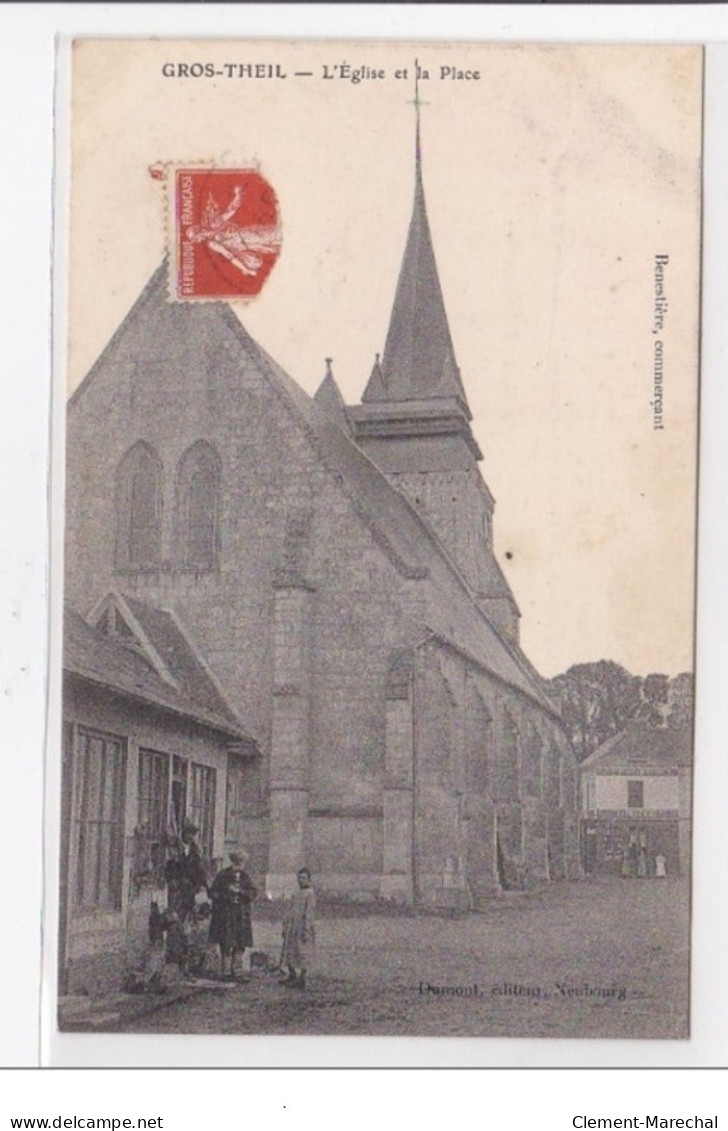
[{"xmin": 133, "ymin": 825, "xmax": 316, "ymax": 994}]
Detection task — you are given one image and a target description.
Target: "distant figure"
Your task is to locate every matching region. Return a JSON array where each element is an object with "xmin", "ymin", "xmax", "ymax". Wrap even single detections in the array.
[
  {"xmin": 622, "ymin": 835, "xmax": 638, "ymax": 879},
  {"xmin": 637, "ymin": 845, "xmax": 648, "ymax": 878},
  {"xmin": 280, "ymin": 867, "xmax": 316, "ymax": 990},
  {"xmin": 209, "ymin": 852, "xmax": 257, "ymax": 981},
  {"xmin": 655, "ymin": 853, "xmax": 667, "ymax": 878}
]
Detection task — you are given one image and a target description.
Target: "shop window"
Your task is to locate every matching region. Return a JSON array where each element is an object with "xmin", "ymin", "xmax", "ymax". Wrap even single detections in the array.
[
  {"xmin": 134, "ymin": 751, "xmax": 216, "ymax": 883},
  {"xmin": 188, "ymin": 762, "xmax": 217, "ymax": 860},
  {"xmin": 72, "ymin": 728, "xmax": 126, "ymax": 911},
  {"xmin": 170, "ymin": 755, "xmax": 188, "ymax": 836},
  {"xmin": 136, "ymin": 748, "xmax": 171, "ymax": 885},
  {"xmin": 627, "ymin": 779, "xmax": 644, "ymax": 809}
]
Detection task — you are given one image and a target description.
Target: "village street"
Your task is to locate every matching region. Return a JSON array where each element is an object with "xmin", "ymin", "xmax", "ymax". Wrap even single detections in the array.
[{"xmin": 117, "ymin": 875, "xmax": 689, "ymax": 1039}]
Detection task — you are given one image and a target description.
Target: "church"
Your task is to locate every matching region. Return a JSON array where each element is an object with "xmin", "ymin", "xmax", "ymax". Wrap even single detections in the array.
[{"xmin": 62, "ymin": 131, "xmax": 580, "ymax": 976}]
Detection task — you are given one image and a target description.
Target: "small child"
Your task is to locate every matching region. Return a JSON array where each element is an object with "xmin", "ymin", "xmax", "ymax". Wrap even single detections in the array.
[
  {"xmin": 280, "ymin": 867, "xmax": 316, "ymax": 990},
  {"xmin": 123, "ymin": 901, "xmax": 173, "ymax": 995},
  {"xmin": 185, "ymin": 900, "xmax": 212, "ymax": 978}
]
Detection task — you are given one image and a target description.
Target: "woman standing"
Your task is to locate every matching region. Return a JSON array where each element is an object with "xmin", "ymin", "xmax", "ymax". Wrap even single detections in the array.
[{"xmin": 208, "ymin": 852, "xmax": 257, "ymax": 981}]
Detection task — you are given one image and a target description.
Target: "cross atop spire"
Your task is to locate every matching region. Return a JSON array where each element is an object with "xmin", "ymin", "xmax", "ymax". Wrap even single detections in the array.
[
  {"xmin": 410, "ymin": 60, "xmax": 427, "ymax": 176},
  {"xmin": 313, "ymin": 356, "xmax": 351, "ymax": 434},
  {"xmin": 361, "ymin": 80, "xmax": 469, "ymax": 410}
]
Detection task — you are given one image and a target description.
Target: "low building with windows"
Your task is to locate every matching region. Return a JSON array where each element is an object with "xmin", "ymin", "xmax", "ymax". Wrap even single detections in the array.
[
  {"xmin": 60, "ymin": 596, "xmax": 258, "ymax": 995},
  {"xmin": 579, "ymin": 726, "xmax": 692, "ymax": 878}
]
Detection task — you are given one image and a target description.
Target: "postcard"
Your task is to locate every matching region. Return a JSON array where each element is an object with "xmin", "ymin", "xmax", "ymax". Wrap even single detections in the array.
[{"xmin": 51, "ymin": 37, "xmax": 701, "ymax": 1054}]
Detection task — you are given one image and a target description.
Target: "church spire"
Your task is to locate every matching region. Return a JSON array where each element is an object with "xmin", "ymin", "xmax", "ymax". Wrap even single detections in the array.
[
  {"xmin": 349, "ymin": 85, "xmax": 519, "ymax": 639},
  {"xmin": 313, "ymin": 357, "xmax": 351, "ymax": 434},
  {"xmin": 362, "ymin": 78, "xmax": 469, "ymax": 409}
]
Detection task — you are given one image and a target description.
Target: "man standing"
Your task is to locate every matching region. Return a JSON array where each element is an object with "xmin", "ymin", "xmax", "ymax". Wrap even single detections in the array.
[
  {"xmin": 280, "ymin": 867, "xmax": 316, "ymax": 990},
  {"xmin": 165, "ymin": 820, "xmax": 208, "ymax": 969}
]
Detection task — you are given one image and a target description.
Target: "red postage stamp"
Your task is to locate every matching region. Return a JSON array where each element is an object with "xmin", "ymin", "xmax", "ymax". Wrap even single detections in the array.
[{"xmin": 173, "ymin": 168, "xmax": 281, "ymax": 300}]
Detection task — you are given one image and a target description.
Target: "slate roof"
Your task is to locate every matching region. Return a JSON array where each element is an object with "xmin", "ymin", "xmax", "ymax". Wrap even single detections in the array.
[
  {"xmin": 580, "ymin": 727, "xmax": 693, "ymax": 772},
  {"xmin": 64, "ymin": 604, "xmax": 251, "ymax": 741}
]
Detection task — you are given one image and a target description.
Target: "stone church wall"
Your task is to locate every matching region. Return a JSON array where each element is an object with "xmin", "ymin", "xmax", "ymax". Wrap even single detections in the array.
[
  {"xmin": 67, "ymin": 295, "xmax": 425, "ymax": 894},
  {"xmin": 66, "ymin": 283, "xmax": 580, "ymax": 906},
  {"xmin": 409, "ymin": 640, "xmax": 579, "ymax": 907}
]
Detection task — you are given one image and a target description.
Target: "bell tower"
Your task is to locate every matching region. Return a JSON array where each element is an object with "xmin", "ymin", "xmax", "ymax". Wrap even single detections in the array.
[{"xmin": 347, "ymin": 101, "xmax": 520, "ymax": 643}]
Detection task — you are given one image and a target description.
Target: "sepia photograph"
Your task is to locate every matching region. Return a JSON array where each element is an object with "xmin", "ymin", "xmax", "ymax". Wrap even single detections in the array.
[{"xmin": 54, "ymin": 38, "xmax": 701, "ymax": 1047}]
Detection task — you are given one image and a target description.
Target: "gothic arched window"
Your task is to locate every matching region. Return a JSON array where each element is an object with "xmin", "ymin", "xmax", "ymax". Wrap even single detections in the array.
[
  {"xmin": 495, "ymin": 707, "xmax": 520, "ymax": 803},
  {"xmin": 115, "ymin": 442, "xmax": 163, "ymax": 570},
  {"xmin": 175, "ymin": 441, "xmax": 221, "ymax": 571}
]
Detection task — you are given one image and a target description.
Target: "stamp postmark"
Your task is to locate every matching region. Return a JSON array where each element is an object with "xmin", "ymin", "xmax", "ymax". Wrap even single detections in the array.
[{"xmin": 171, "ymin": 167, "xmax": 281, "ymax": 300}]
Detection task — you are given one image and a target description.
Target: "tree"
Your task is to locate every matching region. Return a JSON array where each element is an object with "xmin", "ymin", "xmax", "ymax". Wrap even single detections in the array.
[
  {"xmin": 666, "ymin": 672, "xmax": 694, "ymax": 730},
  {"xmin": 546, "ymin": 664, "xmax": 693, "ymax": 761},
  {"xmin": 634, "ymin": 673, "xmax": 669, "ymax": 728},
  {"xmin": 546, "ymin": 661, "xmax": 641, "ymax": 762}
]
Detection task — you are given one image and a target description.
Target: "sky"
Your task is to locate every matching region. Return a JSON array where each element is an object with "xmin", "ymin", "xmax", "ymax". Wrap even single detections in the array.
[{"xmin": 66, "ymin": 40, "xmax": 702, "ymax": 678}]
